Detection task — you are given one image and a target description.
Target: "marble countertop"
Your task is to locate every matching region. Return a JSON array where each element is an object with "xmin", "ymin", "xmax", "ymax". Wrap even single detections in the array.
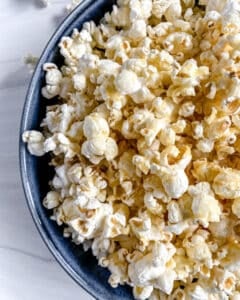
[{"xmin": 0, "ymin": 1, "xmax": 93, "ymax": 299}]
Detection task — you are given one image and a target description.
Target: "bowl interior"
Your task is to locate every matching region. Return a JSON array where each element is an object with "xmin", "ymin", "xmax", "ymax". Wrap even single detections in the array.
[{"xmin": 19, "ymin": 1, "xmax": 133, "ymax": 299}]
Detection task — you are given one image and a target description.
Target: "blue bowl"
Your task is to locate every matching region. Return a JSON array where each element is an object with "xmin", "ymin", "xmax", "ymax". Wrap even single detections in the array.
[{"xmin": 19, "ymin": 1, "xmax": 133, "ymax": 299}]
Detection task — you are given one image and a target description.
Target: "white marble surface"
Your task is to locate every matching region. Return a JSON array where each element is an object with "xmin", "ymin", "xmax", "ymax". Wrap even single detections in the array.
[{"xmin": 0, "ymin": 1, "xmax": 93, "ymax": 299}]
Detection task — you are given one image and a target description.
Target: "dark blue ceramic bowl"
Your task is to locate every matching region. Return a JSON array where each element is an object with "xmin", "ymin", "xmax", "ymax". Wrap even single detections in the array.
[{"xmin": 19, "ymin": 1, "xmax": 133, "ymax": 299}]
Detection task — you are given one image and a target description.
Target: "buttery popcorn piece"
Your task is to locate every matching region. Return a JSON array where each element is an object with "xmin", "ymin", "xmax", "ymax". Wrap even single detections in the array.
[
  {"xmin": 115, "ymin": 69, "xmax": 142, "ymax": 95},
  {"xmin": 189, "ymin": 182, "xmax": 221, "ymax": 225},
  {"xmin": 22, "ymin": 130, "xmax": 45, "ymax": 156}
]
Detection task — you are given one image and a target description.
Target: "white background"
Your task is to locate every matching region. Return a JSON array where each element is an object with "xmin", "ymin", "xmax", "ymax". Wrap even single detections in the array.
[{"xmin": 0, "ymin": 1, "xmax": 93, "ymax": 299}]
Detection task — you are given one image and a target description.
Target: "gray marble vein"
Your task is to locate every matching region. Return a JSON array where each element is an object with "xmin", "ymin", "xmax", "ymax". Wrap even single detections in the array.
[{"xmin": 0, "ymin": 245, "xmax": 55, "ymax": 263}]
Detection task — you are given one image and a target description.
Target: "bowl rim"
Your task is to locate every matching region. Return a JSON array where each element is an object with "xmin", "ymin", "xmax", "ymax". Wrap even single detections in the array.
[{"xmin": 19, "ymin": 2, "xmax": 102, "ymax": 299}]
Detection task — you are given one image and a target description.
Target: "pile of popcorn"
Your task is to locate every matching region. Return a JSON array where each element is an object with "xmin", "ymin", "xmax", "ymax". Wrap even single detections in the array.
[{"xmin": 23, "ymin": 0, "xmax": 240, "ymax": 298}]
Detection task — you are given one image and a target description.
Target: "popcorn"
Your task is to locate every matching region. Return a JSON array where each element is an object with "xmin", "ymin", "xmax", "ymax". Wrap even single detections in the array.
[
  {"xmin": 44, "ymin": 132, "xmax": 79, "ymax": 158},
  {"xmin": 178, "ymin": 101, "xmax": 195, "ymax": 117},
  {"xmin": 132, "ymin": 155, "xmax": 150, "ymax": 175},
  {"xmin": 41, "ymin": 63, "xmax": 63, "ymax": 99},
  {"xmin": 22, "ymin": 0, "xmax": 240, "ymax": 298},
  {"xmin": 67, "ymin": 163, "xmax": 82, "ymax": 184},
  {"xmin": 128, "ymin": 20, "xmax": 147, "ymax": 40},
  {"xmin": 43, "ymin": 191, "xmax": 61, "ymax": 209},
  {"xmin": 98, "ymin": 60, "xmax": 121, "ymax": 76},
  {"xmin": 44, "ymin": 63, "xmax": 62, "ymax": 85},
  {"xmin": 22, "ymin": 130, "xmax": 45, "ymax": 156},
  {"xmin": 185, "ymin": 234, "xmax": 212, "ymax": 264},
  {"xmin": 167, "ymin": 201, "xmax": 183, "ymax": 224},
  {"xmin": 129, "ymin": 0, "xmax": 152, "ymax": 21},
  {"xmin": 83, "ymin": 114, "xmax": 110, "ymax": 139},
  {"xmin": 128, "ymin": 242, "xmax": 175, "ymax": 286},
  {"xmin": 166, "ymin": 220, "xmax": 189, "ymax": 235},
  {"xmin": 232, "ymin": 198, "xmax": 240, "ymax": 218},
  {"xmin": 214, "ymin": 268, "xmax": 236, "ymax": 294},
  {"xmin": 188, "ymin": 182, "xmax": 221, "ymax": 225},
  {"xmin": 72, "ymin": 73, "xmax": 87, "ymax": 92},
  {"xmin": 52, "ymin": 165, "xmax": 70, "ymax": 189},
  {"xmin": 163, "ymin": 32, "xmax": 193, "ymax": 54},
  {"xmin": 151, "ymin": 164, "xmax": 189, "ymax": 199},
  {"xmin": 152, "ymin": 0, "xmax": 182, "ymax": 22},
  {"xmin": 154, "ymin": 270, "xmax": 176, "ymax": 295},
  {"xmin": 115, "ymin": 69, "xmax": 141, "ymax": 95},
  {"xmin": 133, "ymin": 286, "xmax": 153, "ymax": 300},
  {"xmin": 81, "ymin": 137, "xmax": 118, "ymax": 164},
  {"xmin": 131, "ymin": 87, "xmax": 155, "ymax": 104},
  {"xmin": 196, "ymin": 138, "xmax": 214, "ymax": 153},
  {"xmin": 232, "ymin": 292, "xmax": 240, "ymax": 300},
  {"xmin": 213, "ymin": 169, "xmax": 240, "ymax": 199},
  {"xmin": 192, "ymin": 121, "xmax": 204, "ymax": 139},
  {"xmin": 104, "ymin": 138, "xmax": 119, "ymax": 161},
  {"xmin": 159, "ymin": 127, "xmax": 176, "ymax": 146},
  {"xmin": 189, "ymin": 285, "xmax": 209, "ymax": 300},
  {"xmin": 144, "ymin": 193, "xmax": 163, "ymax": 215},
  {"xmin": 68, "ymin": 204, "xmax": 111, "ymax": 239},
  {"xmin": 152, "ymin": 0, "xmax": 172, "ymax": 19}
]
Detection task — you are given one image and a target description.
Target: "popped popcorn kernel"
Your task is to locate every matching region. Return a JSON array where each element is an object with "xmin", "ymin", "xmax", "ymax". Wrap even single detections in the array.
[{"xmin": 115, "ymin": 69, "xmax": 142, "ymax": 95}]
